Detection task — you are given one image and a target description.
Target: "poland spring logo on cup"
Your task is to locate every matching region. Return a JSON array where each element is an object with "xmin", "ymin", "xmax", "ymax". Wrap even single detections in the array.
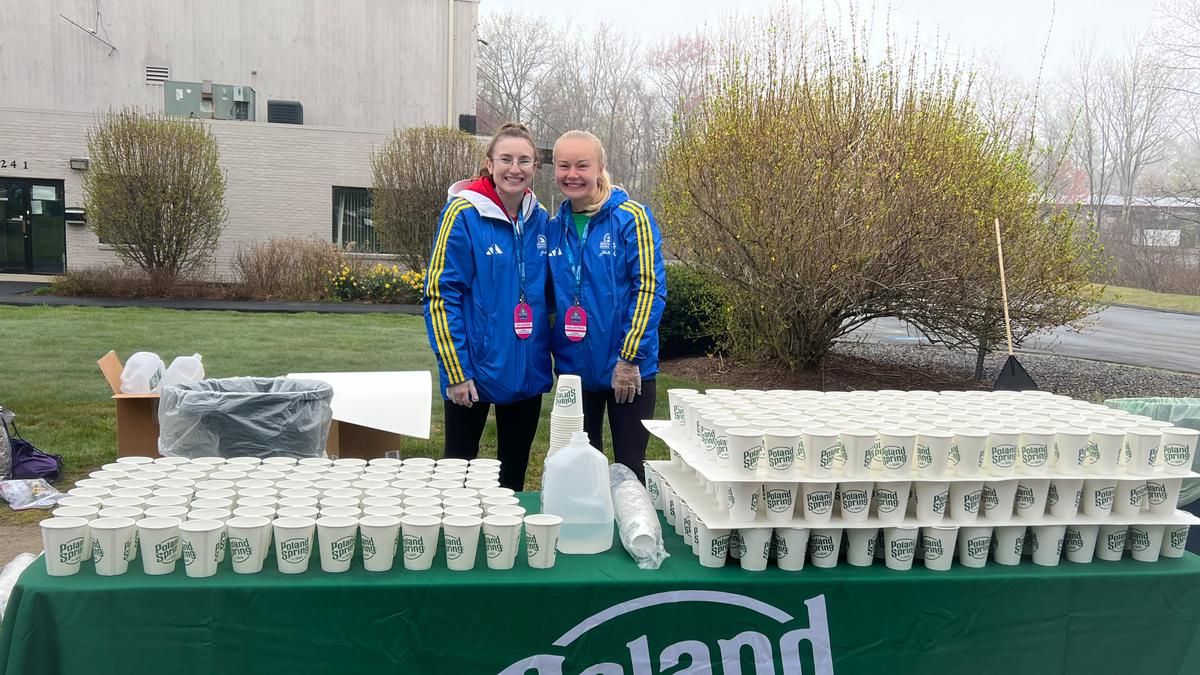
[
  {"xmin": 361, "ymin": 535, "xmax": 377, "ymax": 561},
  {"xmin": 965, "ymin": 536, "xmax": 989, "ymax": 561},
  {"xmin": 840, "ymin": 488, "xmax": 869, "ymax": 515},
  {"xmin": 765, "ymin": 488, "xmax": 793, "ymax": 514},
  {"xmin": 403, "ymin": 534, "xmax": 426, "ymax": 560},
  {"xmin": 1129, "ymin": 528, "xmax": 1151, "ymax": 552},
  {"xmin": 768, "ymin": 445, "xmax": 794, "ymax": 471},
  {"xmin": 555, "ymin": 387, "xmax": 577, "ymax": 408},
  {"xmin": 1063, "ymin": 529, "xmax": 1084, "ymax": 553},
  {"xmin": 155, "ymin": 536, "xmax": 179, "ymax": 564},
  {"xmin": 1164, "ymin": 443, "xmax": 1190, "ymax": 468},
  {"xmin": 875, "ymin": 488, "xmax": 900, "ymax": 514},
  {"xmin": 59, "ymin": 537, "xmax": 84, "ymax": 565},
  {"xmin": 1014, "ymin": 485, "xmax": 1035, "ymax": 510},
  {"xmin": 1170, "ymin": 528, "xmax": 1188, "ymax": 550},
  {"xmin": 921, "ymin": 535, "xmax": 943, "ymax": 561},
  {"xmin": 879, "ymin": 444, "xmax": 906, "ymax": 470},
  {"xmin": 485, "ymin": 533, "xmax": 503, "ymax": 559},
  {"xmin": 280, "ymin": 537, "xmax": 309, "ymax": 564},
  {"xmin": 331, "ymin": 536, "xmax": 355, "ymax": 562},
  {"xmin": 1021, "ymin": 443, "xmax": 1048, "ymax": 468},
  {"xmin": 179, "ymin": 540, "xmax": 192, "ymax": 566},
  {"xmin": 1083, "ymin": 441, "xmax": 1100, "ymax": 466},
  {"xmin": 498, "ymin": 592, "xmax": 835, "ymax": 675},
  {"xmin": 991, "ymin": 444, "xmax": 1016, "ymax": 469},
  {"xmin": 527, "ymin": 533, "xmax": 540, "ymax": 557},
  {"xmin": 917, "ymin": 444, "xmax": 931, "ymax": 469},
  {"xmin": 1047, "ymin": 484, "xmax": 1059, "ymax": 507},
  {"xmin": 806, "ymin": 490, "xmax": 832, "ymax": 516},
  {"xmin": 444, "ymin": 534, "xmax": 465, "ymax": 560},
  {"xmin": 810, "ymin": 534, "xmax": 836, "ymax": 560},
  {"xmin": 228, "ymin": 536, "xmax": 253, "ymax": 564},
  {"xmin": 770, "ymin": 533, "xmax": 787, "ymax": 557},
  {"xmin": 1146, "ymin": 481, "xmax": 1169, "ymax": 506},
  {"xmin": 890, "ymin": 537, "xmax": 915, "ymax": 562}
]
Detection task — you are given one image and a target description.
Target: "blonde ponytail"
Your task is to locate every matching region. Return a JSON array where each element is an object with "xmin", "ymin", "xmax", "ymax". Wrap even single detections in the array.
[{"xmin": 555, "ymin": 130, "xmax": 612, "ymax": 215}]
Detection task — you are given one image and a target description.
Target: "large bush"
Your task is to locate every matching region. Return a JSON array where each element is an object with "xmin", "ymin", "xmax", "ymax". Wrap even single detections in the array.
[
  {"xmin": 656, "ymin": 20, "xmax": 1106, "ymax": 370},
  {"xmin": 233, "ymin": 238, "xmax": 349, "ymax": 300},
  {"xmin": 84, "ymin": 109, "xmax": 226, "ymax": 290},
  {"xmin": 372, "ymin": 127, "xmax": 480, "ymax": 272}
]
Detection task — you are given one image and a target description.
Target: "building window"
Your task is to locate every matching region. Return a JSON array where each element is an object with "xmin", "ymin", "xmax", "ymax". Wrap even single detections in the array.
[{"xmin": 332, "ymin": 187, "xmax": 377, "ymax": 252}]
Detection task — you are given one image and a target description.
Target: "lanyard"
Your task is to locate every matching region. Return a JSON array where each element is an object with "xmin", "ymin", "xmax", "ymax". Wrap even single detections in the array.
[
  {"xmin": 511, "ymin": 208, "xmax": 526, "ymax": 302},
  {"xmin": 562, "ymin": 216, "xmax": 590, "ymax": 306}
]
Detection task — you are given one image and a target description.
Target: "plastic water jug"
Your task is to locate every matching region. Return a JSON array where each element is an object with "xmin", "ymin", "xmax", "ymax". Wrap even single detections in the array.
[
  {"xmin": 120, "ymin": 352, "xmax": 165, "ymax": 394},
  {"xmin": 161, "ymin": 354, "xmax": 205, "ymax": 390},
  {"xmin": 541, "ymin": 431, "xmax": 615, "ymax": 554}
]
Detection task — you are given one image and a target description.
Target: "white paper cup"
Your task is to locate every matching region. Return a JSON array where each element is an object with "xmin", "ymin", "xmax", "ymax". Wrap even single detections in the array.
[
  {"xmin": 41, "ymin": 517, "xmax": 89, "ymax": 576},
  {"xmin": 432, "ymin": 514, "xmax": 479, "ymax": 571},
  {"xmin": 736, "ymin": 528, "xmax": 772, "ymax": 571},
  {"xmin": 481, "ymin": 514, "xmax": 522, "ymax": 570},
  {"xmin": 662, "ymin": 483, "xmax": 677, "ymax": 526},
  {"xmin": 273, "ymin": 516, "xmax": 316, "ymax": 574},
  {"xmin": 913, "ymin": 481, "xmax": 949, "ymax": 522},
  {"xmin": 276, "ymin": 505, "xmax": 319, "ymax": 520},
  {"xmin": 1095, "ymin": 524, "xmax": 1127, "ymax": 561},
  {"xmin": 521, "ymin": 514, "xmax": 562, "ymax": 569},
  {"xmin": 1064, "ymin": 524, "xmax": 1098, "ymax": 563},
  {"xmin": 839, "ymin": 430, "xmax": 877, "ymax": 479},
  {"xmin": 845, "ymin": 527, "xmax": 879, "ymax": 567},
  {"xmin": 876, "ymin": 429, "xmax": 916, "ymax": 478},
  {"xmin": 760, "ymin": 482, "xmax": 797, "ymax": 523},
  {"xmin": 1145, "ymin": 478, "xmax": 1183, "ymax": 515},
  {"xmin": 917, "ymin": 430, "xmax": 954, "ymax": 479},
  {"xmin": 883, "ymin": 526, "xmax": 918, "ymax": 571},
  {"xmin": 695, "ymin": 520, "xmax": 731, "ymax": 568},
  {"xmin": 982, "ymin": 481, "xmax": 1018, "ymax": 521},
  {"xmin": 953, "ymin": 430, "xmax": 989, "ymax": 477},
  {"xmin": 1161, "ymin": 427, "xmax": 1198, "ymax": 475},
  {"xmin": 88, "ymin": 517, "xmax": 136, "ymax": 576},
  {"xmin": 1016, "ymin": 429, "xmax": 1054, "ymax": 476},
  {"xmin": 312, "ymin": 515, "xmax": 357, "ymax": 573},
  {"xmin": 177, "ymin": 519, "xmax": 223, "ymax": 578},
  {"xmin": 489, "ymin": 505, "xmax": 526, "ymax": 520},
  {"xmin": 398, "ymin": 514, "xmax": 440, "ymax": 570},
  {"xmin": 1162, "ymin": 526, "xmax": 1190, "ymax": 559},
  {"xmin": 808, "ymin": 528, "xmax": 842, "ymax": 569},
  {"xmin": 992, "ymin": 525, "xmax": 1026, "ymax": 566},
  {"xmin": 1029, "ymin": 524, "xmax": 1066, "ymax": 566},
  {"xmin": 1047, "ymin": 479, "xmax": 1083, "ymax": 519},
  {"xmin": 1113, "ymin": 480, "xmax": 1147, "ymax": 516},
  {"xmin": 985, "ymin": 430, "xmax": 1021, "ymax": 477},
  {"xmin": 920, "ymin": 525, "xmax": 958, "ymax": 571},
  {"xmin": 667, "ymin": 388, "xmax": 699, "ymax": 430},
  {"xmin": 796, "ymin": 483, "xmax": 832, "ymax": 524},
  {"xmin": 836, "ymin": 482, "xmax": 872, "ymax": 522},
  {"xmin": 948, "ymin": 481, "xmax": 983, "ymax": 523},
  {"xmin": 725, "ymin": 428, "xmax": 765, "ymax": 478},
  {"xmin": 356, "ymin": 514, "xmax": 401, "ymax": 572},
  {"xmin": 957, "ymin": 526, "xmax": 993, "ymax": 568},
  {"xmin": 1081, "ymin": 479, "xmax": 1117, "ymax": 517},
  {"xmin": 1125, "ymin": 428, "xmax": 1162, "ymax": 476},
  {"xmin": 800, "ymin": 429, "xmax": 838, "ymax": 479},
  {"xmin": 482, "ymin": 495, "xmax": 520, "ymax": 514},
  {"xmin": 223, "ymin": 516, "xmax": 269, "ymax": 574},
  {"xmin": 872, "ymin": 482, "xmax": 910, "ymax": 523},
  {"xmin": 762, "ymin": 428, "xmax": 801, "ymax": 478},
  {"xmin": 1087, "ymin": 429, "xmax": 1125, "ymax": 474},
  {"xmin": 772, "ymin": 527, "xmax": 809, "ymax": 571},
  {"xmin": 1013, "ymin": 479, "xmax": 1050, "ymax": 521},
  {"xmin": 723, "ymin": 482, "xmax": 761, "ymax": 523},
  {"xmin": 1054, "ymin": 429, "xmax": 1090, "ymax": 476},
  {"xmin": 136, "ymin": 517, "xmax": 181, "ymax": 575},
  {"xmin": 1128, "ymin": 524, "xmax": 1165, "ymax": 563}
]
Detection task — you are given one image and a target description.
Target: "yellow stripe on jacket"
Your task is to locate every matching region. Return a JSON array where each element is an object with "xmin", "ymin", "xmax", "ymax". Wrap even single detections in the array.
[{"xmin": 427, "ymin": 199, "xmax": 472, "ymax": 383}]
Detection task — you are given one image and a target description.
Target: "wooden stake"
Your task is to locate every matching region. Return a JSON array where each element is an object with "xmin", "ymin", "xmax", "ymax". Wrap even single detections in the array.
[{"xmin": 994, "ymin": 218, "xmax": 1015, "ymax": 356}]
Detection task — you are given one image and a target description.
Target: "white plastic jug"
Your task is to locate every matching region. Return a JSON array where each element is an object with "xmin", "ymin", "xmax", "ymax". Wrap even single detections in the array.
[
  {"xmin": 119, "ymin": 352, "xmax": 165, "ymax": 394},
  {"xmin": 541, "ymin": 431, "xmax": 615, "ymax": 554},
  {"xmin": 161, "ymin": 354, "xmax": 205, "ymax": 389}
]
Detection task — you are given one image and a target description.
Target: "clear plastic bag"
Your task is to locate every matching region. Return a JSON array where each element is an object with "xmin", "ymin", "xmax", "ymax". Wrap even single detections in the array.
[
  {"xmin": 608, "ymin": 463, "xmax": 669, "ymax": 569},
  {"xmin": 158, "ymin": 377, "xmax": 334, "ymax": 458},
  {"xmin": 0, "ymin": 552, "xmax": 37, "ymax": 621},
  {"xmin": 0, "ymin": 479, "xmax": 63, "ymax": 510}
]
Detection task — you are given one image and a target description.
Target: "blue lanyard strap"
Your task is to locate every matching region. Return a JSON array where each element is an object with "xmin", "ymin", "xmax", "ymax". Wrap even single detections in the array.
[
  {"xmin": 512, "ymin": 209, "xmax": 526, "ymax": 302},
  {"xmin": 562, "ymin": 218, "xmax": 589, "ymax": 306}
]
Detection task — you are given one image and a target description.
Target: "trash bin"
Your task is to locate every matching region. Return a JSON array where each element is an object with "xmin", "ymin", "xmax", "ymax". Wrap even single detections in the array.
[
  {"xmin": 1105, "ymin": 397, "xmax": 1200, "ymax": 555},
  {"xmin": 159, "ymin": 377, "xmax": 334, "ymax": 459}
]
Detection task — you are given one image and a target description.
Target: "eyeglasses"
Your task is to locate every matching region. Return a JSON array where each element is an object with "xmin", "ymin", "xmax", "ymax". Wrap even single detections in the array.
[{"xmin": 493, "ymin": 156, "xmax": 534, "ymax": 168}]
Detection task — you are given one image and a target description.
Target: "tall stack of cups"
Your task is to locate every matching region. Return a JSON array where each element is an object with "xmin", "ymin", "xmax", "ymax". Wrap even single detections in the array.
[{"xmin": 549, "ymin": 375, "xmax": 585, "ymax": 454}]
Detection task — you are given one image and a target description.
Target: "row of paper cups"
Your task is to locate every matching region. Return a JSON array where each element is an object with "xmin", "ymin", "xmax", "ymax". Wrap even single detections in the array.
[
  {"xmin": 673, "ymin": 519, "xmax": 1191, "ymax": 571},
  {"xmin": 41, "ymin": 510, "xmax": 564, "ymax": 577},
  {"xmin": 650, "ymin": 472, "xmax": 1184, "ymax": 526}
]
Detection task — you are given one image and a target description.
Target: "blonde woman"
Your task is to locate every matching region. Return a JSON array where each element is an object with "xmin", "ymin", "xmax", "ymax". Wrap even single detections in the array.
[{"xmin": 548, "ymin": 131, "xmax": 666, "ymax": 483}]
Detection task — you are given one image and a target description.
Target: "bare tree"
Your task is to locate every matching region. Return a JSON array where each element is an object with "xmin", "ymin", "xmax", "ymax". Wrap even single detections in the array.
[{"xmin": 477, "ymin": 12, "xmax": 557, "ymax": 131}]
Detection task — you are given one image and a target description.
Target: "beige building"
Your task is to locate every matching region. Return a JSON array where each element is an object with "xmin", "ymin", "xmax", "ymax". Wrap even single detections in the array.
[{"xmin": 1, "ymin": 0, "xmax": 480, "ymax": 277}]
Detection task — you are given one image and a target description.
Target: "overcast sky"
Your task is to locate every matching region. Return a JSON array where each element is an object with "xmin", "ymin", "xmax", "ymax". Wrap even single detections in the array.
[{"xmin": 479, "ymin": 0, "xmax": 1162, "ymax": 81}]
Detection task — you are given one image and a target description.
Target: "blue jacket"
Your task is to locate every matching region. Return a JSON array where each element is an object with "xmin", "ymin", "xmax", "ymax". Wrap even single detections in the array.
[
  {"xmin": 548, "ymin": 187, "xmax": 667, "ymax": 392},
  {"xmin": 423, "ymin": 178, "xmax": 553, "ymax": 404}
]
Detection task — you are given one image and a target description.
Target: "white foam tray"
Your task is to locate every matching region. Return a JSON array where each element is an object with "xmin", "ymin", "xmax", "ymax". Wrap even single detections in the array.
[
  {"xmin": 648, "ymin": 460, "xmax": 1200, "ymax": 531},
  {"xmin": 644, "ymin": 420, "xmax": 1200, "ymax": 486}
]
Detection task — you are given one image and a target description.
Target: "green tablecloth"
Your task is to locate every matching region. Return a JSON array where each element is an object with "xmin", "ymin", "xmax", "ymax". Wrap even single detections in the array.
[{"xmin": 3, "ymin": 493, "xmax": 1200, "ymax": 674}]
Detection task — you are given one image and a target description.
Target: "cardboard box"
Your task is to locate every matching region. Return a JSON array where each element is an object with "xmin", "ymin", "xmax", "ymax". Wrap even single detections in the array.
[{"xmin": 98, "ymin": 352, "xmax": 432, "ymax": 459}]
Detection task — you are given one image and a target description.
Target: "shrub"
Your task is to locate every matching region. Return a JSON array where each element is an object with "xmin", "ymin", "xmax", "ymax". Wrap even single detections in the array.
[
  {"xmin": 51, "ymin": 266, "xmax": 156, "ymax": 297},
  {"xmin": 659, "ymin": 264, "xmax": 726, "ymax": 358},
  {"xmin": 84, "ymin": 109, "xmax": 226, "ymax": 290},
  {"xmin": 326, "ymin": 263, "xmax": 424, "ymax": 304},
  {"xmin": 372, "ymin": 127, "xmax": 480, "ymax": 272},
  {"xmin": 234, "ymin": 238, "xmax": 349, "ymax": 300}
]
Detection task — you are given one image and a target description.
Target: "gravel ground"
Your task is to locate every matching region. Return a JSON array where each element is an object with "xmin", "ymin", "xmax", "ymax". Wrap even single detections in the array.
[{"xmin": 833, "ymin": 340, "xmax": 1200, "ymax": 402}]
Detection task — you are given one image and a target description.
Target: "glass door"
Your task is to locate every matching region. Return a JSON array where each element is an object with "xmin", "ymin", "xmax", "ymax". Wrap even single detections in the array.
[{"xmin": 0, "ymin": 179, "xmax": 66, "ymax": 274}]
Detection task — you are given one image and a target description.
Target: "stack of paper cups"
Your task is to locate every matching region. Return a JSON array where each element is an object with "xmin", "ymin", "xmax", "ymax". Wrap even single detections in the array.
[{"xmin": 549, "ymin": 375, "xmax": 585, "ymax": 454}]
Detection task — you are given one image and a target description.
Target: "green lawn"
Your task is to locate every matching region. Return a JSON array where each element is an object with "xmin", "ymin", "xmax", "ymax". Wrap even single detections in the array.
[
  {"xmin": 0, "ymin": 306, "xmax": 705, "ymax": 524},
  {"xmin": 1098, "ymin": 284, "xmax": 1200, "ymax": 313}
]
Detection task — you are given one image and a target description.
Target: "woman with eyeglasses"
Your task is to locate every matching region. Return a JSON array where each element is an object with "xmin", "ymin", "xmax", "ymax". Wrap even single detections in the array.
[
  {"xmin": 547, "ymin": 130, "xmax": 667, "ymax": 483},
  {"xmin": 423, "ymin": 122, "xmax": 552, "ymax": 491}
]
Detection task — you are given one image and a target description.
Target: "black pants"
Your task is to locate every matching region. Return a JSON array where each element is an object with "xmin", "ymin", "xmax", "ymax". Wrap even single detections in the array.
[
  {"xmin": 443, "ymin": 394, "xmax": 542, "ymax": 491},
  {"xmin": 583, "ymin": 378, "xmax": 656, "ymax": 484}
]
